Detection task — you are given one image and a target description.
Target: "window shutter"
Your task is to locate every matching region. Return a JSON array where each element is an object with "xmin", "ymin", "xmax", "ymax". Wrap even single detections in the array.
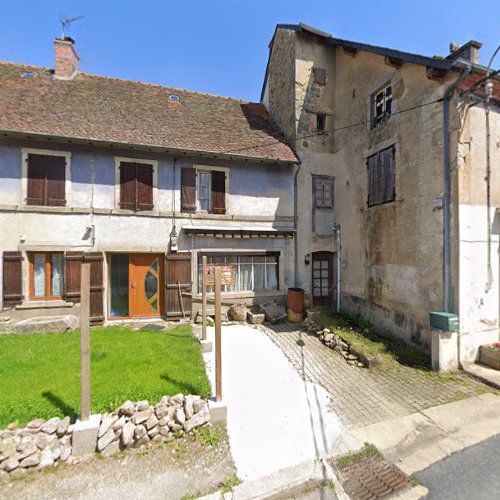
[
  {"xmin": 85, "ymin": 253, "xmax": 104, "ymax": 324},
  {"xmin": 181, "ymin": 168, "xmax": 196, "ymax": 213},
  {"xmin": 119, "ymin": 162, "xmax": 136, "ymax": 210},
  {"xmin": 26, "ymin": 154, "xmax": 46, "ymax": 205},
  {"xmin": 46, "ymin": 156, "xmax": 66, "ymax": 206},
  {"xmin": 64, "ymin": 252, "xmax": 83, "ymax": 302},
  {"xmin": 2, "ymin": 252, "xmax": 23, "ymax": 306},
  {"xmin": 211, "ymin": 170, "xmax": 226, "ymax": 214},
  {"xmin": 136, "ymin": 164, "xmax": 154, "ymax": 211}
]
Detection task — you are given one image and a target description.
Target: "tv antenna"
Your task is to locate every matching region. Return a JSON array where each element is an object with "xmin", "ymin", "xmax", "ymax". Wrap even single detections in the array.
[{"xmin": 61, "ymin": 15, "xmax": 85, "ymax": 39}]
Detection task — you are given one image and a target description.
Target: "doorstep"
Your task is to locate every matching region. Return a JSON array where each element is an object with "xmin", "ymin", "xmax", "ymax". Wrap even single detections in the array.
[{"xmin": 462, "ymin": 363, "xmax": 500, "ymax": 390}]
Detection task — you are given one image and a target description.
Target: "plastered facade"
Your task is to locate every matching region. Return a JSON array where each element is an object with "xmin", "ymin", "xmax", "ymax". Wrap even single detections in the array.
[{"xmin": 0, "ymin": 138, "xmax": 296, "ymax": 321}]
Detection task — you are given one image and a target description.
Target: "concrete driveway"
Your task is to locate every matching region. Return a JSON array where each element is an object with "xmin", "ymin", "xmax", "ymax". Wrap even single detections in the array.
[{"xmin": 202, "ymin": 324, "xmax": 343, "ymax": 481}]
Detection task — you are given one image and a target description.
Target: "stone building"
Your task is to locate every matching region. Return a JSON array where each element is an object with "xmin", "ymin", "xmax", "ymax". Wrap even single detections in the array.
[
  {"xmin": 262, "ymin": 23, "xmax": 500, "ymax": 363},
  {"xmin": 0, "ymin": 37, "xmax": 298, "ymax": 326}
]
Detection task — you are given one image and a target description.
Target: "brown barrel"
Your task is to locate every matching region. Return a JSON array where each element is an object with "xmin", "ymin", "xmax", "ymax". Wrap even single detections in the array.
[{"xmin": 287, "ymin": 287, "xmax": 305, "ymax": 314}]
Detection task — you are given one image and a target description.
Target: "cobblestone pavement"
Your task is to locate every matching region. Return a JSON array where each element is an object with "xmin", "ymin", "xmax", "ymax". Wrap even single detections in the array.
[{"xmin": 263, "ymin": 323, "xmax": 491, "ymax": 428}]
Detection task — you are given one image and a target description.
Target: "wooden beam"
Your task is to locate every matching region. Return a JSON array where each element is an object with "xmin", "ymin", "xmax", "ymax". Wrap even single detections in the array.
[
  {"xmin": 202, "ymin": 256, "xmax": 207, "ymax": 341},
  {"xmin": 80, "ymin": 262, "xmax": 91, "ymax": 421},
  {"xmin": 214, "ymin": 267, "xmax": 222, "ymax": 402}
]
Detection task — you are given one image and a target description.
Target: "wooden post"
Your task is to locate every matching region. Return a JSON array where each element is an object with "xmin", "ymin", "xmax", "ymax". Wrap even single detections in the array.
[
  {"xmin": 214, "ymin": 266, "xmax": 222, "ymax": 401},
  {"xmin": 202, "ymin": 256, "xmax": 207, "ymax": 341},
  {"xmin": 80, "ymin": 262, "xmax": 91, "ymax": 421}
]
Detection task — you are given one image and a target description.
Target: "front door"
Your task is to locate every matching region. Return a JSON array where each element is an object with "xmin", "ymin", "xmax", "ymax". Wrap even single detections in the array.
[
  {"xmin": 312, "ymin": 251, "xmax": 335, "ymax": 307},
  {"xmin": 108, "ymin": 253, "xmax": 163, "ymax": 319},
  {"xmin": 165, "ymin": 253, "xmax": 192, "ymax": 318}
]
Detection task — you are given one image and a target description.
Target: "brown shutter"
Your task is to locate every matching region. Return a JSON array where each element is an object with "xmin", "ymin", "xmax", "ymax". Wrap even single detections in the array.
[
  {"xmin": 119, "ymin": 162, "xmax": 136, "ymax": 210},
  {"xmin": 181, "ymin": 168, "xmax": 196, "ymax": 213},
  {"xmin": 136, "ymin": 164, "xmax": 154, "ymax": 211},
  {"xmin": 2, "ymin": 252, "xmax": 23, "ymax": 306},
  {"xmin": 26, "ymin": 154, "xmax": 46, "ymax": 205},
  {"xmin": 85, "ymin": 253, "xmax": 104, "ymax": 324},
  {"xmin": 211, "ymin": 170, "xmax": 226, "ymax": 214},
  {"xmin": 64, "ymin": 252, "xmax": 83, "ymax": 302},
  {"xmin": 46, "ymin": 156, "xmax": 66, "ymax": 206}
]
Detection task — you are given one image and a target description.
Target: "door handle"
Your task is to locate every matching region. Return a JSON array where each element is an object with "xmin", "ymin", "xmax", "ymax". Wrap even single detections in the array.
[{"xmin": 131, "ymin": 281, "xmax": 136, "ymax": 289}]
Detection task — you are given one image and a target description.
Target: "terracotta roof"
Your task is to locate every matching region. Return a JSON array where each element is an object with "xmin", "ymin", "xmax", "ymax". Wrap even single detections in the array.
[{"xmin": 0, "ymin": 61, "xmax": 297, "ymax": 163}]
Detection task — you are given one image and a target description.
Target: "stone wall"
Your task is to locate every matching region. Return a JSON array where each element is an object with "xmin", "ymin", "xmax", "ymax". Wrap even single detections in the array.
[{"xmin": 0, "ymin": 394, "xmax": 210, "ymax": 478}]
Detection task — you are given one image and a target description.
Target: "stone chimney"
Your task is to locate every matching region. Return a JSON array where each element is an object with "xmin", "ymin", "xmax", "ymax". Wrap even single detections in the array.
[
  {"xmin": 54, "ymin": 37, "xmax": 79, "ymax": 80},
  {"xmin": 447, "ymin": 40, "xmax": 482, "ymax": 64}
]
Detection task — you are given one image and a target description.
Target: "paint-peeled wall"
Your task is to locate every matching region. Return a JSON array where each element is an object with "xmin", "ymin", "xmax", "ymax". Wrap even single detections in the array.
[{"xmin": 457, "ymin": 103, "xmax": 500, "ymax": 362}]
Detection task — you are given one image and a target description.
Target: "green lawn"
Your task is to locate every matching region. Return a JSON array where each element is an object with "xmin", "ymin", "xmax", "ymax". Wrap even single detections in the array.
[{"xmin": 0, "ymin": 324, "xmax": 211, "ymax": 428}]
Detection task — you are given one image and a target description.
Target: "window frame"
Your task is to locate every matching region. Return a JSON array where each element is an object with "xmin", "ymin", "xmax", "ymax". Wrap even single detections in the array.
[
  {"xmin": 372, "ymin": 83, "xmax": 392, "ymax": 129},
  {"xmin": 197, "ymin": 170, "xmax": 212, "ymax": 212},
  {"xmin": 197, "ymin": 253, "xmax": 280, "ymax": 294},
  {"xmin": 316, "ymin": 113, "xmax": 326, "ymax": 132},
  {"xmin": 193, "ymin": 164, "xmax": 229, "ymax": 214},
  {"xmin": 114, "ymin": 156, "xmax": 158, "ymax": 211},
  {"xmin": 21, "ymin": 148, "xmax": 71, "ymax": 207},
  {"xmin": 312, "ymin": 175, "xmax": 335, "ymax": 209},
  {"xmin": 28, "ymin": 252, "xmax": 64, "ymax": 301}
]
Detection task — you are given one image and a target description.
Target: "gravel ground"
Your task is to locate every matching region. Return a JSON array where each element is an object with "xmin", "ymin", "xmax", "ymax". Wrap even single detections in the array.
[{"xmin": 0, "ymin": 425, "xmax": 236, "ymax": 500}]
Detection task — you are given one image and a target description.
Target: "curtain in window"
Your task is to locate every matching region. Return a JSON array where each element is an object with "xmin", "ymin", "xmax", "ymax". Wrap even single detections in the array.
[
  {"xmin": 34, "ymin": 254, "xmax": 46, "ymax": 297},
  {"xmin": 51, "ymin": 254, "xmax": 64, "ymax": 297}
]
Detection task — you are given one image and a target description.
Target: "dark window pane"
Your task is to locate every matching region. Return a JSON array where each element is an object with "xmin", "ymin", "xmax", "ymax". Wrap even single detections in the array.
[{"xmin": 110, "ymin": 254, "xmax": 129, "ymax": 317}]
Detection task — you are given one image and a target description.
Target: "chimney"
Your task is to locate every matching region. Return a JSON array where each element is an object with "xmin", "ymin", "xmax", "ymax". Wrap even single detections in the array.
[
  {"xmin": 54, "ymin": 37, "xmax": 79, "ymax": 80},
  {"xmin": 447, "ymin": 40, "xmax": 482, "ymax": 64}
]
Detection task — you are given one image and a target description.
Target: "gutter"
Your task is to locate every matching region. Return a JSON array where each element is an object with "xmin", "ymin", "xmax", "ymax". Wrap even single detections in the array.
[{"xmin": 442, "ymin": 61, "xmax": 472, "ymax": 312}]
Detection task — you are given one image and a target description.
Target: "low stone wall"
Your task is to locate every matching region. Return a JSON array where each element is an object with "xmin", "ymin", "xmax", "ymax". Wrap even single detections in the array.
[{"xmin": 0, "ymin": 394, "xmax": 210, "ymax": 478}]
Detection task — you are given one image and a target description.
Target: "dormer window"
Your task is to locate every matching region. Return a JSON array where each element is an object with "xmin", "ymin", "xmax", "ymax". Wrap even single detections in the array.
[{"xmin": 373, "ymin": 83, "xmax": 392, "ymax": 128}]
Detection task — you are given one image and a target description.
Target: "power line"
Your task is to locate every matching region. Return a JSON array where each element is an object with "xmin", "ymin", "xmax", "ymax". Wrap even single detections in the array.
[{"xmin": 220, "ymin": 95, "xmax": 445, "ymax": 156}]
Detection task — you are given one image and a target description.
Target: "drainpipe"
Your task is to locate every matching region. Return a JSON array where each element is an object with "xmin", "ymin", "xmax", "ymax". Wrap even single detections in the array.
[
  {"xmin": 442, "ymin": 62, "xmax": 472, "ymax": 312},
  {"xmin": 333, "ymin": 224, "xmax": 341, "ymax": 312},
  {"xmin": 293, "ymin": 162, "xmax": 302, "ymax": 287}
]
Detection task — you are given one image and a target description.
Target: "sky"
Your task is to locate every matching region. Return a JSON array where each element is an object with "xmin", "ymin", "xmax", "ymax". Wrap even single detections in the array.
[{"xmin": 0, "ymin": 1, "xmax": 499, "ymax": 102}]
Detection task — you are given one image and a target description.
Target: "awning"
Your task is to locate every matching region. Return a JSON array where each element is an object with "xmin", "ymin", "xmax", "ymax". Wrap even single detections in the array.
[{"xmin": 182, "ymin": 225, "xmax": 295, "ymax": 239}]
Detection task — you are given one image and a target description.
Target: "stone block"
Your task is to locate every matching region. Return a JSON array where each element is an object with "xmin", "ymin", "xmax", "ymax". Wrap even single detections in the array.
[
  {"xmin": 260, "ymin": 301, "xmax": 287, "ymax": 324},
  {"xmin": 208, "ymin": 399, "xmax": 227, "ymax": 425},
  {"xmin": 71, "ymin": 414, "xmax": 101, "ymax": 456},
  {"xmin": 431, "ymin": 329, "xmax": 458, "ymax": 372}
]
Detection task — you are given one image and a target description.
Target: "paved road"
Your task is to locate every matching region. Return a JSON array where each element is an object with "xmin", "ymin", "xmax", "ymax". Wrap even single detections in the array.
[{"xmin": 415, "ymin": 434, "xmax": 500, "ymax": 500}]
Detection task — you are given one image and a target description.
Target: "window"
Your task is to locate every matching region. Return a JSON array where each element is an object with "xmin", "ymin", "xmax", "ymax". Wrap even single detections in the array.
[
  {"xmin": 119, "ymin": 161, "xmax": 154, "ymax": 211},
  {"xmin": 29, "ymin": 252, "xmax": 64, "ymax": 300},
  {"xmin": 372, "ymin": 83, "xmax": 392, "ymax": 128},
  {"xmin": 181, "ymin": 167, "xmax": 226, "ymax": 214},
  {"xmin": 198, "ymin": 254, "xmax": 279, "ymax": 293},
  {"xmin": 316, "ymin": 114, "xmax": 326, "ymax": 132},
  {"xmin": 367, "ymin": 145, "xmax": 396, "ymax": 206},
  {"xmin": 198, "ymin": 171, "xmax": 211, "ymax": 211},
  {"xmin": 26, "ymin": 153, "xmax": 66, "ymax": 206},
  {"xmin": 313, "ymin": 176, "xmax": 334, "ymax": 208}
]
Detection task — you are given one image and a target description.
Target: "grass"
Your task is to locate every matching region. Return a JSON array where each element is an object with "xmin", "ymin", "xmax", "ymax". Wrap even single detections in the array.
[
  {"xmin": 336, "ymin": 443, "xmax": 383, "ymax": 469},
  {"xmin": 193, "ymin": 424, "xmax": 222, "ymax": 447},
  {"xmin": 317, "ymin": 311, "xmax": 433, "ymax": 370},
  {"xmin": 0, "ymin": 324, "xmax": 211, "ymax": 428},
  {"xmin": 219, "ymin": 473, "xmax": 242, "ymax": 494}
]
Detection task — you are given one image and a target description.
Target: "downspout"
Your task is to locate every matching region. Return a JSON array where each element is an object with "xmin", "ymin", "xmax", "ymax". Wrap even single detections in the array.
[
  {"xmin": 442, "ymin": 61, "xmax": 472, "ymax": 312},
  {"xmin": 293, "ymin": 162, "xmax": 302, "ymax": 287}
]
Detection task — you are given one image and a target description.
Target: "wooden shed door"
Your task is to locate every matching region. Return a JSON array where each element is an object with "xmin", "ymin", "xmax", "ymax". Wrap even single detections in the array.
[
  {"xmin": 165, "ymin": 253, "xmax": 192, "ymax": 318},
  {"xmin": 312, "ymin": 251, "xmax": 335, "ymax": 307}
]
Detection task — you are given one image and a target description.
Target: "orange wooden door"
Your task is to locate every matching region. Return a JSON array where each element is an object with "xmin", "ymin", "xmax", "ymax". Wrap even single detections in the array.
[{"xmin": 129, "ymin": 254, "xmax": 163, "ymax": 318}]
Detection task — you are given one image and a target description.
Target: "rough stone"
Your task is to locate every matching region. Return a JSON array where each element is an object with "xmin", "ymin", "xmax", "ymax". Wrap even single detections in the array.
[
  {"xmin": 160, "ymin": 395, "xmax": 170, "ymax": 406},
  {"xmin": 0, "ymin": 436, "xmax": 17, "ymax": 460},
  {"xmin": 26, "ymin": 418, "xmax": 45, "ymax": 430},
  {"xmin": 134, "ymin": 425, "xmax": 147, "ymax": 440},
  {"xmin": 324, "ymin": 333, "xmax": 334, "ymax": 342},
  {"xmin": 56, "ymin": 416, "xmax": 70, "ymax": 436},
  {"xmin": 17, "ymin": 439, "xmax": 37, "ymax": 459},
  {"xmin": 39, "ymin": 448, "xmax": 55, "ymax": 469},
  {"xmin": 134, "ymin": 436, "xmax": 149, "ymax": 448},
  {"xmin": 132, "ymin": 410, "xmax": 150, "ymax": 425},
  {"xmin": 60, "ymin": 443, "xmax": 71, "ymax": 462},
  {"xmin": 136, "ymin": 400, "xmax": 149, "ymax": 411},
  {"xmin": 35, "ymin": 432, "xmax": 57, "ymax": 450},
  {"xmin": 193, "ymin": 399, "xmax": 206, "ymax": 414},
  {"xmin": 228, "ymin": 303, "xmax": 248, "ymax": 322},
  {"xmin": 41, "ymin": 417, "xmax": 60, "ymax": 435},
  {"xmin": 147, "ymin": 426, "xmax": 159, "ymax": 438},
  {"xmin": 99, "ymin": 414, "xmax": 118, "ymax": 438},
  {"xmin": 170, "ymin": 394, "xmax": 185, "ymax": 407},
  {"xmin": 121, "ymin": 422, "xmax": 135, "ymax": 447},
  {"xmin": 2, "ymin": 457, "xmax": 19, "ymax": 472},
  {"xmin": 157, "ymin": 417, "xmax": 169, "ymax": 427},
  {"xmin": 51, "ymin": 442, "xmax": 62, "ymax": 461},
  {"xmin": 152, "ymin": 434, "xmax": 164, "ymax": 443},
  {"xmin": 101, "ymin": 440, "xmax": 120, "ymax": 457},
  {"xmin": 20, "ymin": 452, "xmax": 41, "ymax": 468},
  {"xmin": 174, "ymin": 408, "xmax": 186, "ymax": 425},
  {"xmin": 184, "ymin": 406, "xmax": 210, "ymax": 432},
  {"xmin": 97, "ymin": 428, "xmax": 116, "ymax": 452},
  {"xmin": 159, "ymin": 426, "xmax": 170, "ymax": 436},
  {"xmin": 113, "ymin": 415, "xmax": 126, "ymax": 430},
  {"xmin": 145, "ymin": 415, "xmax": 158, "ymax": 431},
  {"xmin": 118, "ymin": 400, "xmax": 135, "ymax": 417},
  {"xmin": 11, "ymin": 315, "xmax": 78, "ymax": 334},
  {"xmin": 260, "ymin": 301, "xmax": 287, "ymax": 324},
  {"xmin": 184, "ymin": 395, "xmax": 201, "ymax": 420}
]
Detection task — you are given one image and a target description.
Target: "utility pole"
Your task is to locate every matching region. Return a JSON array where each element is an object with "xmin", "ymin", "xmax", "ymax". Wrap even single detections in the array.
[
  {"xmin": 214, "ymin": 266, "xmax": 222, "ymax": 401},
  {"xmin": 80, "ymin": 262, "xmax": 91, "ymax": 420}
]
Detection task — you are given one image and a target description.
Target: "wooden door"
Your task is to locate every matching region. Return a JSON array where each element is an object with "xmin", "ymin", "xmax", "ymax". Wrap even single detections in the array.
[
  {"xmin": 129, "ymin": 254, "xmax": 163, "ymax": 318},
  {"xmin": 312, "ymin": 251, "xmax": 335, "ymax": 307},
  {"xmin": 165, "ymin": 253, "xmax": 192, "ymax": 318}
]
